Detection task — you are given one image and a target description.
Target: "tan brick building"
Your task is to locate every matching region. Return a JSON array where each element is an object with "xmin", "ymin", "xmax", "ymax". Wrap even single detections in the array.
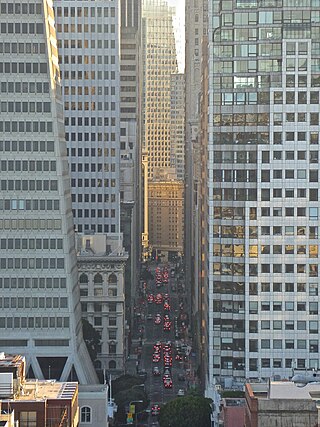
[{"xmin": 148, "ymin": 176, "xmax": 184, "ymax": 255}]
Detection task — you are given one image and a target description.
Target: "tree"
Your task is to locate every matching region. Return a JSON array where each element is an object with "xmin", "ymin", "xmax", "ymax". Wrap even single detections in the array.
[
  {"xmin": 82, "ymin": 319, "xmax": 101, "ymax": 362},
  {"xmin": 112, "ymin": 375, "xmax": 148, "ymax": 425},
  {"xmin": 158, "ymin": 396, "xmax": 212, "ymax": 427}
]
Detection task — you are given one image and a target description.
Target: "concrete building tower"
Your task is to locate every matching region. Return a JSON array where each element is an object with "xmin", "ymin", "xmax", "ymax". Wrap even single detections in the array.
[
  {"xmin": 206, "ymin": 0, "xmax": 320, "ymax": 387},
  {"xmin": 55, "ymin": 0, "xmax": 121, "ymax": 235},
  {"xmin": 170, "ymin": 73, "xmax": 185, "ymax": 181},
  {"xmin": 0, "ymin": 0, "xmax": 97, "ymax": 384},
  {"xmin": 142, "ymin": 0, "xmax": 178, "ymax": 180}
]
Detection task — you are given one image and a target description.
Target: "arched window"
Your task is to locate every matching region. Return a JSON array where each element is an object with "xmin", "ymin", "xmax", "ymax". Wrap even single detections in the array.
[
  {"xmin": 109, "ymin": 360, "xmax": 116, "ymax": 369},
  {"xmin": 108, "ymin": 273, "xmax": 117, "ymax": 284},
  {"xmin": 80, "ymin": 406, "xmax": 92, "ymax": 423},
  {"xmin": 93, "ymin": 273, "xmax": 103, "ymax": 284},
  {"xmin": 79, "ymin": 273, "xmax": 88, "ymax": 284},
  {"xmin": 94, "ymin": 360, "xmax": 102, "ymax": 369}
]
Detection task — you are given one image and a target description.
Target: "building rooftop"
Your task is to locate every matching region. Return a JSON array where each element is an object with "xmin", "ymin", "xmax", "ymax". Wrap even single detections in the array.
[
  {"xmin": 7, "ymin": 381, "xmax": 78, "ymax": 402},
  {"xmin": 0, "ymin": 354, "xmax": 24, "ymax": 369},
  {"xmin": 248, "ymin": 381, "xmax": 320, "ymax": 400}
]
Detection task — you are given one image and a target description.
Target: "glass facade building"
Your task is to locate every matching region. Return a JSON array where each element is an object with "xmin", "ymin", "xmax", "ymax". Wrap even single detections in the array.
[{"xmin": 207, "ymin": 0, "xmax": 320, "ymax": 385}]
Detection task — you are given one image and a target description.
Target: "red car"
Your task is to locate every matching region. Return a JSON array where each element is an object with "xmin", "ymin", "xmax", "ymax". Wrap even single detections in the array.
[
  {"xmin": 153, "ymin": 353, "xmax": 161, "ymax": 363},
  {"xmin": 163, "ymin": 378, "xmax": 173, "ymax": 388}
]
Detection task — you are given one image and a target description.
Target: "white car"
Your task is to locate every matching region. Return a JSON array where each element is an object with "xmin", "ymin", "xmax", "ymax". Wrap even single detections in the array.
[{"xmin": 177, "ymin": 388, "xmax": 185, "ymax": 396}]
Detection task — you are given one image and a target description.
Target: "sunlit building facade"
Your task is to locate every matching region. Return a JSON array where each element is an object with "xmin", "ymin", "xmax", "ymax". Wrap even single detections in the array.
[
  {"xmin": 142, "ymin": 0, "xmax": 178, "ymax": 180},
  {"xmin": 170, "ymin": 73, "xmax": 185, "ymax": 181},
  {"xmin": 207, "ymin": 0, "xmax": 320, "ymax": 386},
  {"xmin": 0, "ymin": 0, "xmax": 96, "ymax": 383}
]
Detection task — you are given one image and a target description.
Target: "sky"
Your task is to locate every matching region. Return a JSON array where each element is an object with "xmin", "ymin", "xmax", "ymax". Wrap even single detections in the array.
[{"xmin": 168, "ymin": 0, "xmax": 185, "ymax": 72}]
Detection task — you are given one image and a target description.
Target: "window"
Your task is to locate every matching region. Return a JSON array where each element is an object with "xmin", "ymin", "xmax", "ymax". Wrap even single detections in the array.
[{"xmin": 81, "ymin": 407, "xmax": 92, "ymax": 423}]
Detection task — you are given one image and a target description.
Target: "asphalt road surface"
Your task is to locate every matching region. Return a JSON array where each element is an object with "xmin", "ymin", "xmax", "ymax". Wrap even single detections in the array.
[{"xmin": 135, "ymin": 262, "xmax": 188, "ymax": 426}]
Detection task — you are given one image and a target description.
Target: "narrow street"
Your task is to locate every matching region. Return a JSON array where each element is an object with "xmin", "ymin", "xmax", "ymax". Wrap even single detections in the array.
[{"xmin": 127, "ymin": 259, "xmax": 196, "ymax": 426}]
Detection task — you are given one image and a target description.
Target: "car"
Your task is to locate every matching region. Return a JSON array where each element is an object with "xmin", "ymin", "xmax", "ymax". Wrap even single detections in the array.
[
  {"xmin": 163, "ymin": 368, "xmax": 171, "ymax": 376},
  {"xmin": 177, "ymin": 388, "xmax": 185, "ymax": 396},
  {"xmin": 154, "ymin": 314, "xmax": 161, "ymax": 325},
  {"xmin": 153, "ymin": 366, "xmax": 161, "ymax": 376},
  {"xmin": 163, "ymin": 378, "xmax": 173, "ymax": 388},
  {"xmin": 163, "ymin": 301, "xmax": 170, "ymax": 311},
  {"xmin": 163, "ymin": 321, "xmax": 171, "ymax": 331},
  {"xmin": 151, "ymin": 404, "xmax": 161, "ymax": 416},
  {"xmin": 147, "ymin": 294, "xmax": 154, "ymax": 303},
  {"xmin": 153, "ymin": 353, "xmax": 161, "ymax": 363},
  {"xmin": 154, "ymin": 341, "xmax": 162, "ymax": 350}
]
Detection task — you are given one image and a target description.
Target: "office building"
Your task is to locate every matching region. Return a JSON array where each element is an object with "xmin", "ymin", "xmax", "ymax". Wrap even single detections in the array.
[
  {"xmin": 142, "ymin": 0, "xmax": 178, "ymax": 180},
  {"xmin": 120, "ymin": 0, "xmax": 142, "ymax": 325},
  {"xmin": 55, "ymin": 0, "xmax": 121, "ymax": 235},
  {"xmin": 77, "ymin": 234, "xmax": 128, "ymax": 376},
  {"xmin": 206, "ymin": 0, "xmax": 320, "ymax": 387},
  {"xmin": 184, "ymin": 0, "xmax": 207, "ymax": 388},
  {"xmin": 170, "ymin": 73, "xmax": 185, "ymax": 181},
  {"xmin": 148, "ymin": 170, "xmax": 184, "ymax": 255},
  {"xmin": 0, "ymin": 0, "xmax": 96, "ymax": 384}
]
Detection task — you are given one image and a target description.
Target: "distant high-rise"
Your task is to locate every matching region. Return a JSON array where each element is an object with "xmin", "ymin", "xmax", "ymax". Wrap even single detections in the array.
[
  {"xmin": 0, "ymin": 0, "xmax": 97, "ymax": 384},
  {"xmin": 170, "ymin": 73, "xmax": 185, "ymax": 181},
  {"xmin": 142, "ymin": 0, "xmax": 178, "ymax": 180},
  {"xmin": 206, "ymin": 0, "xmax": 320, "ymax": 387},
  {"xmin": 55, "ymin": 0, "xmax": 121, "ymax": 235}
]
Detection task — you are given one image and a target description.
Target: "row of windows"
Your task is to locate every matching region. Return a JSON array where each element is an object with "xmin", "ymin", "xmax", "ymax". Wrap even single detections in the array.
[
  {"xmin": 0, "ymin": 101, "xmax": 51, "ymax": 114},
  {"xmin": 58, "ymin": 39, "xmax": 115, "ymax": 50},
  {"xmin": 62, "ymin": 70, "xmax": 116, "ymax": 80},
  {"xmin": 74, "ymin": 208, "xmax": 116, "ymax": 218},
  {"xmin": 0, "ymin": 121, "xmax": 53, "ymax": 134},
  {"xmin": 249, "ymin": 339, "xmax": 320, "ymax": 352},
  {"xmin": 0, "ymin": 3, "xmax": 42, "ymax": 15},
  {"xmin": 0, "ymin": 22, "xmax": 44, "ymax": 35},
  {"xmin": 0, "ymin": 238, "xmax": 63, "ymax": 250},
  {"xmin": 249, "ymin": 301, "xmax": 318, "ymax": 313},
  {"xmin": 0, "ymin": 296, "xmax": 68, "ymax": 309},
  {"xmin": 0, "ymin": 140, "xmax": 54, "ymax": 153},
  {"xmin": 249, "ymin": 282, "xmax": 317, "ymax": 294},
  {"xmin": 0, "ymin": 81, "xmax": 49, "ymax": 94},
  {"xmin": 249, "ymin": 320, "xmax": 320, "ymax": 332},
  {"xmin": 215, "ymin": 150, "xmax": 320, "ymax": 163},
  {"xmin": 213, "ymin": 170, "xmax": 319, "ymax": 183},
  {"xmin": 76, "ymin": 224, "xmax": 116, "ymax": 233},
  {"xmin": 0, "ymin": 62, "xmax": 47, "ymax": 74},
  {"xmin": 72, "ymin": 193, "xmax": 116, "ymax": 203},
  {"xmin": 213, "ymin": 225, "xmax": 319, "ymax": 238},
  {"xmin": 214, "ymin": 74, "xmax": 320, "ymax": 90},
  {"xmin": 0, "ymin": 180, "xmax": 58, "ymax": 192},
  {"xmin": 212, "ymin": 263, "xmax": 319, "ymax": 276},
  {"xmin": 214, "ymin": 206, "xmax": 314, "ymax": 220},
  {"xmin": 64, "ymin": 86, "xmax": 115, "ymax": 96},
  {"xmin": 64, "ymin": 101, "xmax": 116, "ymax": 111},
  {"xmin": 0, "ymin": 160, "xmax": 56, "ymax": 172},
  {"xmin": 60, "ymin": 54, "xmax": 116, "ymax": 65},
  {"xmin": 70, "ymin": 163, "xmax": 115, "ymax": 172},
  {"xmin": 57, "ymin": 23, "xmax": 116, "ymax": 34},
  {"xmin": 0, "ymin": 277, "xmax": 67, "ymax": 289},
  {"xmin": 56, "ymin": 5, "xmax": 115, "ymax": 18},
  {"xmin": 248, "ymin": 359, "xmax": 317, "ymax": 371},
  {"xmin": 213, "ymin": 188, "xmax": 320, "ymax": 202},
  {"xmin": 0, "ymin": 258, "xmax": 65, "ymax": 270},
  {"xmin": 0, "ymin": 218, "xmax": 62, "ymax": 231},
  {"xmin": 0, "ymin": 42, "xmax": 45, "ymax": 55},
  {"xmin": 0, "ymin": 316, "xmax": 69, "ymax": 329},
  {"xmin": 214, "ymin": 244, "xmax": 319, "ymax": 257},
  {"xmin": 70, "ymin": 178, "xmax": 116, "ymax": 188},
  {"xmin": 66, "ymin": 117, "xmax": 116, "ymax": 128}
]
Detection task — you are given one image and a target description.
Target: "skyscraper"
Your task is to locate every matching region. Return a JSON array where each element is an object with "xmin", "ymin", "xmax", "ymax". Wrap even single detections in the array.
[
  {"xmin": 206, "ymin": 0, "xmax": 320, "ymax": 387},
  {"xmin": 0, "ymin": 0, "xmax": 97, "ymax": 384},
  {"xmin": 55, "ymin": 0, "xmax": 121, "ymax": 235},
  {"xmin": 142, "ymin": 0, "xmax": 178, "ymax": 180},
  {"xmin": 170, "ymin": 73, "xmax": 185, "ymax": 181}
]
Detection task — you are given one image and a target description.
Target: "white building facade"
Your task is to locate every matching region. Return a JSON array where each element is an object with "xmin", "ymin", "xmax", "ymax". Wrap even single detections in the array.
[
  {"xmin": 0, "ymin": 0, "xmax": 96, "ymax": 384},
  {"xmin": 207, "ymin": 0, "xmax": 320, "ymax": 387},
  {"xmin": 54, "ymin": 0, "xmax": 121, "ymax": 235}
]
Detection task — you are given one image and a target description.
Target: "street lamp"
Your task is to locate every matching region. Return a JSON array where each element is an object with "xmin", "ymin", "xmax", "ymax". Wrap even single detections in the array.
[{"xmin": 129, "ymin": 400, "xmax": 143, "ymax": 427}]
